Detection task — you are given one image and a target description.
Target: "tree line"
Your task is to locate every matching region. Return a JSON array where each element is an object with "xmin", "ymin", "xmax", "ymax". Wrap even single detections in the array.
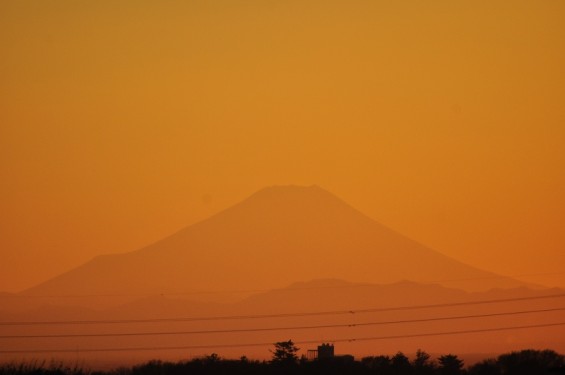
[{"xmin": 1, "ymin": 345, "xmax": 563, "ymax": 375}]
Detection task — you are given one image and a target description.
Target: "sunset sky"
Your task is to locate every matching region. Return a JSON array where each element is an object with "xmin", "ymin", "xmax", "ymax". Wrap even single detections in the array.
[{"xmin": 1, "ymin": 0, "xmax": 564, "ymax": 293}]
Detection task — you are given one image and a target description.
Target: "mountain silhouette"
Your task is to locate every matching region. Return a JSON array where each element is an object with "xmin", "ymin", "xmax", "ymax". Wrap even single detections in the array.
[{"xmin": 23, "ymin": 185, "xmax": 525, "ymax": 302}]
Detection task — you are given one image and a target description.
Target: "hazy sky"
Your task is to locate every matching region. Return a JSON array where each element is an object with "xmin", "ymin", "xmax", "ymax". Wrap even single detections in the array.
[{"xmin": 1, "ymin": 0, "xmax": 564, "ymax": 292}]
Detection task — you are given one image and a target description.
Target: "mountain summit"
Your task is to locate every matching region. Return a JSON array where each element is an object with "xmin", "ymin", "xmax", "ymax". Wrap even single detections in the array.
[{"xmin": 24, "ymin": 185, "xmax": 523, "ymax": 301}]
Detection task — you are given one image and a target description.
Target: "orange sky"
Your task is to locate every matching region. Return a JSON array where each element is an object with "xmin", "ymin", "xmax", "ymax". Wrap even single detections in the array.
[{"xmin": 1, "ymin": 0, "xmax": 564, "ymax": 293}]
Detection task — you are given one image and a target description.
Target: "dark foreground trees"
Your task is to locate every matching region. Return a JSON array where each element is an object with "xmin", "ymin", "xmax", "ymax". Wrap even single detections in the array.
[
  {"xmin": 125, "ymin": 349, "xmax": 563, "ymax": 375},
  {"xmin": 1, "ymin": 349, "xmax": 564, "ymax": 375},
  {"xmin": 469, "ymin": 349, "xmax": 565, "ymax": 375}
]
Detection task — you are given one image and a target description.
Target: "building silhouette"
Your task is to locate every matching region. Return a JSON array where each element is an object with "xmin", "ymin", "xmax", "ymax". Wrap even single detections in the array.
[
  {"xmin": 306, "ymin": 343, "xmax": 353, "ymax": 362},
  {"xmin": 318, "ymin": 343, "xmax": 334, "ymax": 359}
]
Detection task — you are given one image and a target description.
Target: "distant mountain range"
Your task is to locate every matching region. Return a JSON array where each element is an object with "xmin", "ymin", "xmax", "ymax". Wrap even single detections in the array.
[{"xmin": 22, "ymin": 185, "xmax": 526, "ymax": 305}]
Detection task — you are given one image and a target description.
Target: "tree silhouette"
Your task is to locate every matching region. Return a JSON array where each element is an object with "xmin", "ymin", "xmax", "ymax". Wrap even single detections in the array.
[
  {"xmin": 362, "ymin": 355, "xmax": 391, "ymax": 372},
  {"xmin": 270, "ymin": 340, "xmax": 300, "ymax": 364},
  {"xmin": 414, "ymin": 349, "xmax": 435, "ymax": 374},
  {"xmin": 438, "ymin": 354, "xmax": 463, "ymax": 375},
  {"xmin": 467, "ymin": 358, "xmax": 499, "ymax": 375},
  {"xmin": 391, "ymin": 351, "xmax": 412, "ymax": 374},
  {"xmin": 497, "ymin": 349, "xmax": 564, "ymax": 375}
]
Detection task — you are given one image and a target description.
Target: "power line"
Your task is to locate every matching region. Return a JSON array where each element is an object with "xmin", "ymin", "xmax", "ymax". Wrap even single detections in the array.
[
  {"xmin": 1, "ymin": 306, "xmax": 563, "ymax": 339},
  {"xmin": 1, "ymin": 321, "xmax": 564, "ymax": 354},
  {"xmin": 348, "ymin": 322, "xmax": 565, "ymax": 343},
  {"xmin": 1, "ymin": 293, "xmax": 564, "ymax": 327},
  {"xmin": 11, "ymin": 271, "xmax": 565, "ymax": 299}
]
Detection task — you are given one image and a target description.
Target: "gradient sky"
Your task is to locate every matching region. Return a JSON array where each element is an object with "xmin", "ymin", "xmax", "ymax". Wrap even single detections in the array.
[{"xmin": 1, "ymin": 0, "xmax": 564, "ymax": 293}]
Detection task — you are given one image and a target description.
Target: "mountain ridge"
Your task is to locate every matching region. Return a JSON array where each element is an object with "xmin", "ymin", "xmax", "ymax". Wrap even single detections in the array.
[{"xmin": 22, "ymin": 185, "xmax": 527, "ymax": 304}]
